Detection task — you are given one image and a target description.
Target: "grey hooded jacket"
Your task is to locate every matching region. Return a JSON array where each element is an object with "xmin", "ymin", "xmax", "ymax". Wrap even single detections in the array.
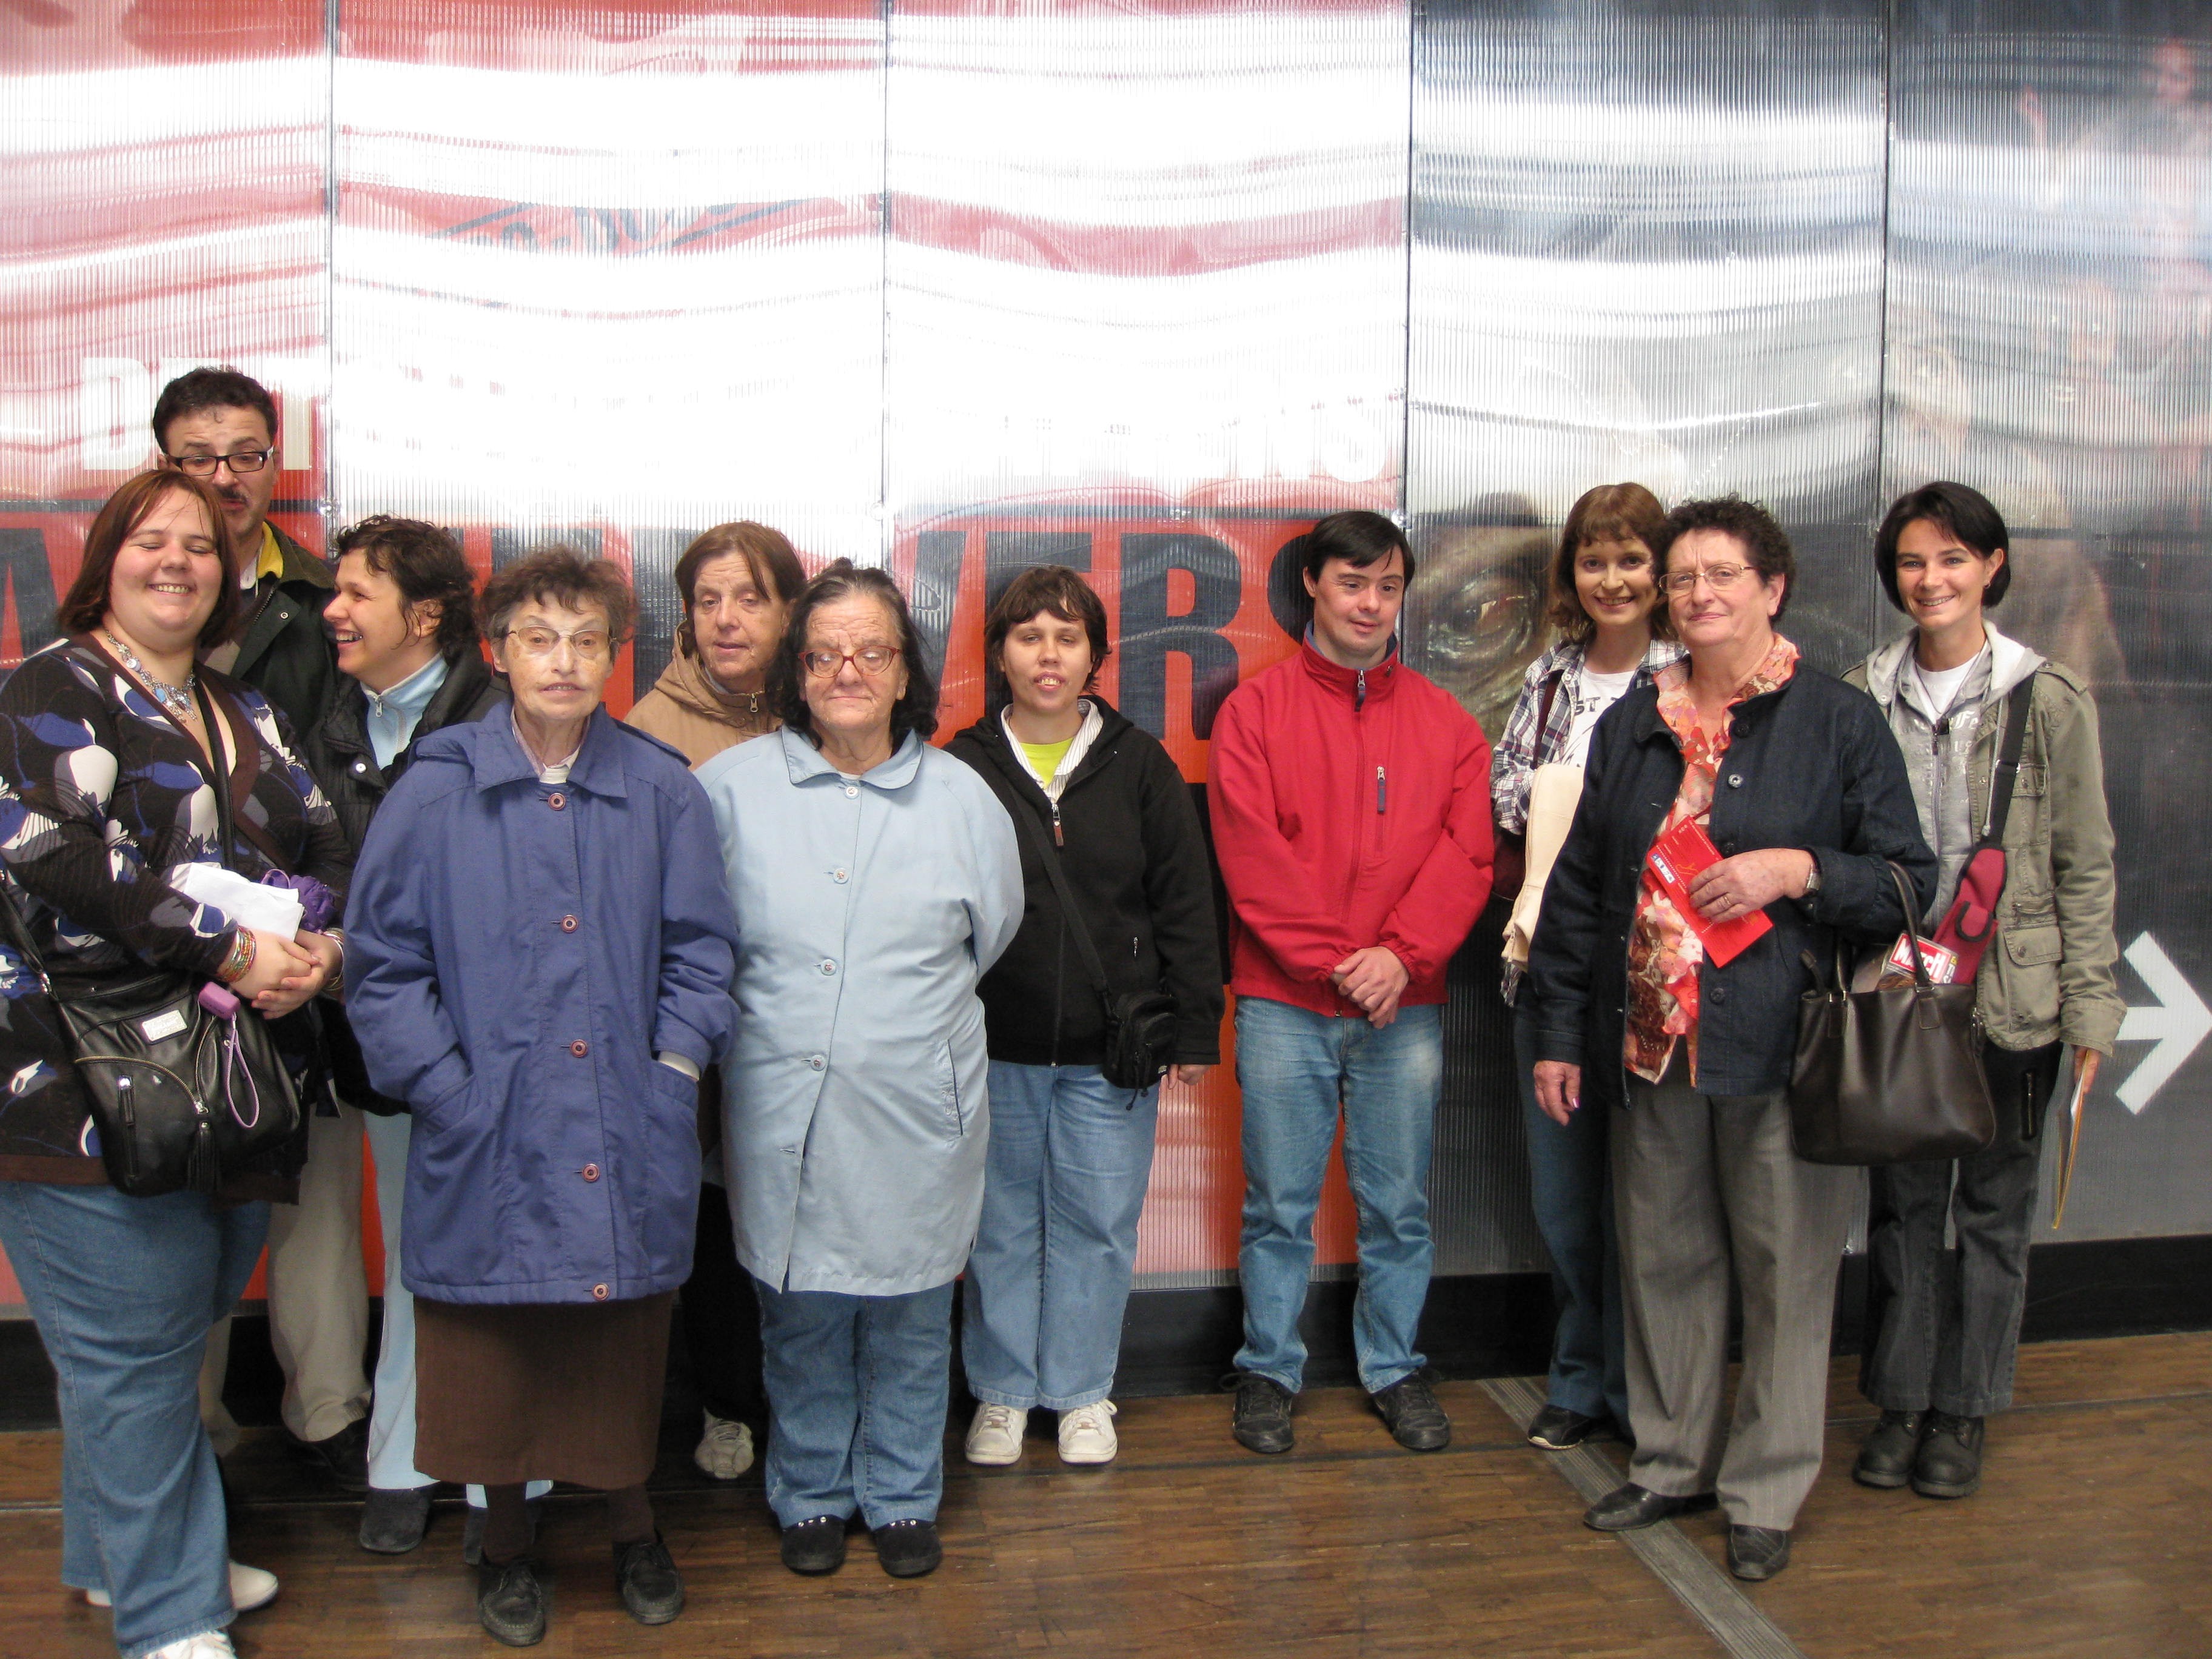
[{"xmin": 1848, "ymin": 622, "xmax": 2123, "ymax": 1056}]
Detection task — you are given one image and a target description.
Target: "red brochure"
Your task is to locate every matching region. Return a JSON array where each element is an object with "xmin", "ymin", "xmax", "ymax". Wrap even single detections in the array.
[{"xmin": 1644, "ymin": 818, "xmax": 1773, "ymax": 967}]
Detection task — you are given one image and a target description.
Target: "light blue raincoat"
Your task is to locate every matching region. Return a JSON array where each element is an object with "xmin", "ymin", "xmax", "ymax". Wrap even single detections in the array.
[{"xmin": 697, "ymin": 726, "xmax": 1021, "ymax": 1296}]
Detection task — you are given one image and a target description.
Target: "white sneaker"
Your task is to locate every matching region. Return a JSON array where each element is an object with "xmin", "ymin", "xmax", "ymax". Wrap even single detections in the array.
[
  {"xmin": 694, "ymin": 1410, "xmax": 756, "ymax": 1480},
  {"xmin": 84, "ymin": 1561, "xmax": 276, "ymax": 1614},
  {"xmin": 964, "ymin": 1402, "xmax": 1028, "ymax": 1466},
  {"xmin": 143, "ymin": 1634, "xmax": 236, "ymax": 1658},
  {"xmin": 1057, "ymin": 1400, "xmax": 1119, "ymax": 1465}
]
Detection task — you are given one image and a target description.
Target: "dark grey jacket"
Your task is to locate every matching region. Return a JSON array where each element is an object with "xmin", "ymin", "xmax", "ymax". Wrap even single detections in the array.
[
  {"xmin": 233, "ymin": 521, "xmax": 338, "ymax": 754},
  {"xmin": 1527, "ymin": 660, "xmax": 1936, "ymax": 1111},
  {"xmin": 307, "ymin": 649, "xmax": 506, "ymax": 1114}
]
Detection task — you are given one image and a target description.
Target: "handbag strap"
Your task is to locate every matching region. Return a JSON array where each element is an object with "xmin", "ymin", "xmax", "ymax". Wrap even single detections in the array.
[
  {"xmin": 1977, "ymin": 675, "xmax": 2036, "ymax": 849},
  {"xmin": 198, "ymin": 683, "xmax": 297, "ymax": 877},
  {"xmin": 1006, "ymin": 790, "xmax": 1115, "ymax": 1007},
  {"xmin": 1886, "ymin": 860, "xmax": 1938, "ymax": 991}
]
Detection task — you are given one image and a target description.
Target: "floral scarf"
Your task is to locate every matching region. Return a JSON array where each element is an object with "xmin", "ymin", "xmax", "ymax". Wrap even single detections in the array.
[{"xmin": 1623, "ymin": 634, "xmax": 1800, "ymax": 1085}]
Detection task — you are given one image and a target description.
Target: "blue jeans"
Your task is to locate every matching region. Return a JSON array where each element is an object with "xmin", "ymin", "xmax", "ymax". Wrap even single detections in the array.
[
  {"xmin": 1233, "ymin": 996, "xmax": 1442, "ymax": 1395},
  {"xmin": 1514, "ymin": 1004, "xmax": 1628, "ymax": 1424},
  {"xmin": 756, "ymin": 1277, "xmax": 954, "ymax": 1530},
  {"xmin": 0, "ymin": 1181, "xmax": 266, "ymax": 1659},
  {"xmin": 963, "ymin": 1062, "xmax": 1159, "ymax": 1412}
]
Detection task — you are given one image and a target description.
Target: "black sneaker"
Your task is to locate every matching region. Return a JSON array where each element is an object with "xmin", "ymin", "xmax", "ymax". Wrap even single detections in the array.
[
  {"xmin": 1372, "ymin": 1372, "xmax": 1451, "ymax": 1452},
  {"xmin": 358, "ymin": 1484, "xmax": 434, "ymax": 1554},
  {"xmin": 477, "ymin": 1558, "xmax": 548, "ymax": 1647},
  {"xmin": 614, "ymin": 1533, "xmax": 684, "ymax": 1625},
  {"xmin": 1912, "ymin": 1412, "xmax": 1985, "ymax": 1500},
  {"xmin": 1227, "ymin": 1372, "xmax": 1295, "ymax": 1455},
  {"xmin": 874, "ymin": 1518, "xmax": 943, "ymax": 1579},
  {"xmin": 295, "ymin": 1416, "xmax": 371, "ymax": 1495},
  {"xmin": 1526, "ymin": 1403, "xmax": 1608, "ymax": 1450},
  {"xmin": 780, "ymin": 1515, "xmax": 848, "ymax": 1576},
  {"xmin": 1852, "ymin": 1410, "xmax": 1926, "ymax": 1489}
]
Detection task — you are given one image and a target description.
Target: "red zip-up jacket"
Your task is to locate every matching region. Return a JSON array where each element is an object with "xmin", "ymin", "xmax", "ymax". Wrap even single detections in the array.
[{"xmin": 1209, "ymin": 641, "xmax": 1495, "ymax": 1016}]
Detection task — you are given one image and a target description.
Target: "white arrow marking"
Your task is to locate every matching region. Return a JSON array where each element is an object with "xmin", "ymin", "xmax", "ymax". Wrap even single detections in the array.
[{"xmin": 2116, "ymin": 932, "xmax": 2212, "ymax": 1114}]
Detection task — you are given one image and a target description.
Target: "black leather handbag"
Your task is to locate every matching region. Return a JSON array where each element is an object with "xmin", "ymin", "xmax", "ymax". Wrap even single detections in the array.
[
  {"xmin": 1787, "ymin": 861, "xmax": 1996, "ymax": 1166},
  {"xmin": 0, "ymin": 684, "xmax": 302, "ymax": 1196},
  {"xmin": 1009, "ymin": 800, "xmax": 1179, "ymax": 1094}
]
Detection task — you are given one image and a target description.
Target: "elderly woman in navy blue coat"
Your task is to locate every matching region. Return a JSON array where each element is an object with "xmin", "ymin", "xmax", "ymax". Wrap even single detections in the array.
[{"xmin": 344, "ymin": 548, "xmax": 739, "ymax": 1647}]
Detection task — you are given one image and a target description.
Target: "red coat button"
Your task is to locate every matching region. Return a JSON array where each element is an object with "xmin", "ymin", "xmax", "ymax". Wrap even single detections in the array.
[
  {"xmin": 581, "ymin": 1164, "xmax": 600, "ymax": 1182},
  {"xmin": 569, "ymin": 1040, "xmax": 589, "ymax": 1057},
  {"xmin": 560, "ymin": 915, "xmax": 578, "ymax": 932},
  {"xmin": 591, "ymin": 1282, "xmax": 609, "ymax": 1300},
  {"xmin": 549, "ymin": 793, "xmax": 566, "ymax": 811}
]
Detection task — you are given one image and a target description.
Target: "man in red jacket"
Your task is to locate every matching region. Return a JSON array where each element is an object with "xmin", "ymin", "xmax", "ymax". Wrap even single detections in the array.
[{"xmin": 1210, "ymin": 511, "xmax": 1494, "ymax": 1454}]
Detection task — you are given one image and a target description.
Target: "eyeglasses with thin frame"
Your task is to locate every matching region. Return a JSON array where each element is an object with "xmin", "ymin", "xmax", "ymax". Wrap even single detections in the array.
[
  {"xmin": 502, "ymin": 624, "xmax": 612, "ymax": 662},
  {"xmin": 802, "ymin": 645, "xmax": 900, "ymax": 679},
  {"xmin": 164, "ymin": 449, "xmax": 276, "ymax": 479},
  {"xmin": 1660, "ymin": 562, "xmax": 1757, "ymax": 596}
]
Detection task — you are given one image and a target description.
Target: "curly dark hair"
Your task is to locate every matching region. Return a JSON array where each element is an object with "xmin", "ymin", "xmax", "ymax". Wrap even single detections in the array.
[
  {"xmin": 1874, "ymin": 481, "xmax": 2011, "ymax": 614},
  {"xmin": 478, "ymin": 546, "xmax": 637, "ymax": 647},
  {"xmin": 1549, "ymin": 481, "xmax": 1672, "ymax": 643},
  {"xmin": 768, "ymin": 560, "xmax": 939, "ymax": 749},
  {"xmin": 57, "ymin": 471, "xmax": 243, "ymax": 647},
  {"xmin": 1649, "ymin": 495, "xmax": 1796, "ymax": 622},
  {"xmin": 331, "ymin": 515, "xmax": 480, "ymax": 657}
]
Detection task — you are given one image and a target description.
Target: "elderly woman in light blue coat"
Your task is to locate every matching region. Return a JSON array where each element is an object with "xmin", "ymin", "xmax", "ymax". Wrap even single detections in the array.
[{"xmin": 697, "ymin": 560, "xmax": 1019, "ymax": 1584}]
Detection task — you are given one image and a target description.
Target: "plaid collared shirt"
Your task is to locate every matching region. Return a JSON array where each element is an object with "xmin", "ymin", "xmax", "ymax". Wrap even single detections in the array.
[{"xmin": 1490, "ymin": 636, "xmax": 1684, "ymax": 836}]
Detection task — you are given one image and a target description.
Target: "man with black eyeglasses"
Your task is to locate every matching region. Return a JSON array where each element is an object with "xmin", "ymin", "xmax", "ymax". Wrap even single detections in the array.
[
  {"xmin": 154, "ymin": 367, "xmax": 368, "ymax": 1500},
  {"xmin": 154, "ymin": 367, "xmax": 337, "ymax": 740}
]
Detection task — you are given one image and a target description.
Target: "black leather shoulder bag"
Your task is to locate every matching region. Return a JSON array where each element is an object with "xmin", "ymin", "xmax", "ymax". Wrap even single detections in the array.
[
  {"xmin": 1788, "ymin": 860, "xmax": 1996, "ymax": 1166},
  {"xmin": 0, "ymin": 682, "xmax": 302, "ymax": 1196}
]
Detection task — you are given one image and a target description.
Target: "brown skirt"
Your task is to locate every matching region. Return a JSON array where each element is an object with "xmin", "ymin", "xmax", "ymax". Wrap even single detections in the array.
[{"xmin": 414, "ymin": 1292, "xmax": 674, "ymax": 1490}]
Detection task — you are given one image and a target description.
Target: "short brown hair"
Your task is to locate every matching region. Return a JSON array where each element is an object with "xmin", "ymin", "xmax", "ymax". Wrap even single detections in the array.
[
  {"xmin": 1549, "ymin": 483, "xmax": 1670, "ymax": 642},
  {"xmin": 1651, "ymin": 496, "xmax": 1797, "ymax": 622},
  {"xmin": 984, "ymin": 565, "xmax": 1110, "ymax": 691},
  {"xmin": 478, "ymin": 546, "xmax": 637, "ymax": 646},
  {"xmin": 672, "ymin": 521, "xmax": 806, "ymax": 659},
  {"xmin": 57, "ymin": 471, "xmax": 243, "ymax": 647},
  {"xmin": 151, "ymin": 367, "xmax": 277, "ymax": 454}
]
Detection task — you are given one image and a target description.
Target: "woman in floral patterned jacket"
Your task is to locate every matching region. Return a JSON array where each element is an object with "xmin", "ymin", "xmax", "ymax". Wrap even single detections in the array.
[{"xmin": 0, "ymin": 469, "xmax": 349, "ymax": 1659}]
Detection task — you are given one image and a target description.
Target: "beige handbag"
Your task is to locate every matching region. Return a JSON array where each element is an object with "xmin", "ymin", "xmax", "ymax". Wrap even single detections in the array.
[{"xmin": 1501, "ymin": 762, "xmax": 1584, "ymax": 1000}]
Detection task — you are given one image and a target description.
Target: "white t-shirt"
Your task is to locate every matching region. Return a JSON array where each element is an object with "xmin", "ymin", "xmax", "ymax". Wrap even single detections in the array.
[
  {"xmin": 1912, "ymin": 648, "xmax": 1984, "ymax": 719},
  {"xmin": 1563, "ymin": 666, "xmax": 1637, "ymax": 768}
]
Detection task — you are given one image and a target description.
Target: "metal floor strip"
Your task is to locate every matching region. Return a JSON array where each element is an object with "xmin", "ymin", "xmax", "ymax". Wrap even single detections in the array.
[{"xmin": 1480, "ymin": 1376, "xmax": 1812, "ymax": 1659}]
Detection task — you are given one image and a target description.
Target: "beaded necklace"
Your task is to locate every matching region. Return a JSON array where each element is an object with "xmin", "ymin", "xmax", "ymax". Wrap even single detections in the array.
[{"xmin": 101, "ymin": 629, "xmax": 197, "ymax": 722}]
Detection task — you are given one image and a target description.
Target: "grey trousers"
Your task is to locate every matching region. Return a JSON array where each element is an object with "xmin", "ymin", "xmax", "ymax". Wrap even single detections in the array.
[
  {"xmin": 1614, "ymin": 1061, "xmax": 1857, "ymax": 1532},
  {"xmin": 1860, "ymin": 1040, "xmax": 2065, "ymax": 1418}
]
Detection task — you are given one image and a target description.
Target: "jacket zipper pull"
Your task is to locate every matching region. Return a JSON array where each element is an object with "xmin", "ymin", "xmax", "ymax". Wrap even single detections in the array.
[
  {"xmin": 1356, "ymin": 669, "xmax": 1367, "ymax": 711},
  {"xmin": 1052, "ymin": 803, "xmax": 1064, "ymax": 848},
  {"xmin": 1376, "ymin": 765, "xmax": 1387, "ymax": 814}
]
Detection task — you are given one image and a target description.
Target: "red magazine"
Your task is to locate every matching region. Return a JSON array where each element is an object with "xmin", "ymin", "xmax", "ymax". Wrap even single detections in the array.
[{"xmin": 1644, "ymin": 819, "xmax": 1773, "ymax": 967}]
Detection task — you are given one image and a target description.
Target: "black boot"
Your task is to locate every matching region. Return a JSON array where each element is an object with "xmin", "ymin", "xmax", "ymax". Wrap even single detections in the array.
[
  {"xmin": 1852, "ymin": 1410, "xmax": 1926, "ymax": 1489},
  {"xmin": 1912, "ymin": 1412, "xmax": 1985, "ymax": 1499}
]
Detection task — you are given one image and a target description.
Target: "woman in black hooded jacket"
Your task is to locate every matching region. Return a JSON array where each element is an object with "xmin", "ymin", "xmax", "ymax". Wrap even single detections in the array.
[{"xmin": 947, "ymin": 565, "xmax": 1221, "ymax": 1469}]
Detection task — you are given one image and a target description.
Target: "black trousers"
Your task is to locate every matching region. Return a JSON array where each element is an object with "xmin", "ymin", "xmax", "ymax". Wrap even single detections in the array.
[
  {"xmin": 1860, "ymin": 1039, "xmax": 2065, "ymax": 1418},
  {"xmin": 680, "ymin": 1188, "xmax": 766, "ymax": 1429}
]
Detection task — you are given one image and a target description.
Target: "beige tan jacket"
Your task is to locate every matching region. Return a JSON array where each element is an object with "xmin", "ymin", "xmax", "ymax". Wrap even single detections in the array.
[{"xmin": 625, "ymin": 648, "xmax": 777, "ymax": 769}]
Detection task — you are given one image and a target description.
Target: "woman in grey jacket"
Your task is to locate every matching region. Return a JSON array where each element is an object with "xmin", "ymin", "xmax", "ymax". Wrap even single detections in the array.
[{"xmin": 1848, "ymin": 481, "xmax": 2125, "ymax": 1502}]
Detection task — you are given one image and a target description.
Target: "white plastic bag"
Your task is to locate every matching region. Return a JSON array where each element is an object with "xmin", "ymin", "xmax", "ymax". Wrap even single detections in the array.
[{"xmin": 170, "ymin": 865, "xmax": 304, "ymax": 939}]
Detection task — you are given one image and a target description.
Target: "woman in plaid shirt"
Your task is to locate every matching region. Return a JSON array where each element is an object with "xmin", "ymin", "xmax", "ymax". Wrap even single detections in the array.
[{"xmin": 1492, "ymin": 483, "xmax": 1681, "ymax": 1455}]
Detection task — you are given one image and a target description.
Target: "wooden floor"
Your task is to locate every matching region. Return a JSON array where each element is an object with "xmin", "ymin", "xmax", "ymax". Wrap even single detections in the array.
[{"xmin": 1, "ymin": 1332, "xmax": 2205, "ymax": 1658}]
